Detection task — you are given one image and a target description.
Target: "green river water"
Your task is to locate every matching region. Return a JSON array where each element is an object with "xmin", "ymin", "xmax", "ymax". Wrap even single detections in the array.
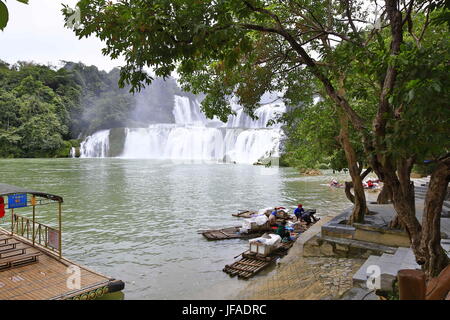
[{"xmin": 0, "ymin": 158, "xmax": 354, "ymax": 299}]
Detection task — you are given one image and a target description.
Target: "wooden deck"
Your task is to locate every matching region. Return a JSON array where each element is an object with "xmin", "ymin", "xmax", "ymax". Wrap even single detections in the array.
[{"xmin": 0, "ymin": 228, "xmax": 123, "ymax": 300}]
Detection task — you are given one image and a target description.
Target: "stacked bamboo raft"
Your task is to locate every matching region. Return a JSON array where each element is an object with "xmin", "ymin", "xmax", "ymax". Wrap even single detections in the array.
[
  {"xmin": 223, "ymin": 256, "xmax": 275, "ymax": 279},
  {"xmin": 231, "ymin": 210, "xmax": 258, "ymax": 218},
  {"xmin": 201, "ymin": 227, "xmax": 267, "ymax": 240},
  {"xmin": 223, "ymin": 221, "xmax": 315, "ymax": 279}
]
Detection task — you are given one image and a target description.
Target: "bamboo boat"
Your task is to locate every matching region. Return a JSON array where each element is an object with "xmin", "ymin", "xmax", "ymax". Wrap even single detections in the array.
[
  {"xmin": 231, "ymin": 210, "xmax": 258, "ymax": 218},
  {"xmin": 222, "ymin": 220, "xmax": 316, "ymax": 279},
  {"xmin": 200, "ymin": 226, "xmax": 268, "ymax": 241},
  {"xmin": 201, "ymin": 213, "xmax": 309, "ymax": 241}
]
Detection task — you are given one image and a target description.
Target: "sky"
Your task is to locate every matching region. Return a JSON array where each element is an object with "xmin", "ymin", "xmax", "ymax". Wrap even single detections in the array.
[{"xmin": 0, "ymin": 0, "xmax": 124, "ymax": 71}]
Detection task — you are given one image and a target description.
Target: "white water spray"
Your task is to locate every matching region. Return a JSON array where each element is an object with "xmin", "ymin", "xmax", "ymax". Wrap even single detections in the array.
[{"xmin": 79, "ymin": 96, "xmax": 284, "ymax": 164}]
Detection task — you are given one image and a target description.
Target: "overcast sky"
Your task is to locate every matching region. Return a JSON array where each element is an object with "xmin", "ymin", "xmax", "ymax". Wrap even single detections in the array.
[{"xmin": 0, "ymin": 0, "xmax": 124, "ymax": 71}]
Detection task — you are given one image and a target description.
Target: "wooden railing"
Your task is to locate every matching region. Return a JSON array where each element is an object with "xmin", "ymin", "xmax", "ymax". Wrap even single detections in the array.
[{"xmin": 12, "ymin": 213, "xmax": 61, "ymax": 256}]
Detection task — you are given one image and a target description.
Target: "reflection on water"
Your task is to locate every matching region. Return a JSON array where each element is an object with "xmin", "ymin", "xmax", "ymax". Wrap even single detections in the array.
[{"xmin": 0, "ymin": 159, "xmax": 352, "ymax": 299}]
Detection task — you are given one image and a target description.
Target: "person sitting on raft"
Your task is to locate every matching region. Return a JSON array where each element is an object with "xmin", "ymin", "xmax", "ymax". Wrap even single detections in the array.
[
  {"xmin": 275, "ymin": 220, "xmax": 291, "ymax": 242},
  {"xmin": 268, "ymin": 208, "xmax": 278, "ymax": 226},
  {"xmin": 301, "ymin": 210, "xmax": 320, "ymax": 225},
  {"xmin": 294, "ymin": 204, "xmax": 305, "ymax": 221}
]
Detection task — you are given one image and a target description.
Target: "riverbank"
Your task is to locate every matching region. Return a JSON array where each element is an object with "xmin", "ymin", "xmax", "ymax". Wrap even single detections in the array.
[
  {"xmin": 235, "ymin": 215, "xmax": 367, "ymax": 300},
  {"xmin": 236, "ymin": 177, "xmax": 450, "ymax": 300}
]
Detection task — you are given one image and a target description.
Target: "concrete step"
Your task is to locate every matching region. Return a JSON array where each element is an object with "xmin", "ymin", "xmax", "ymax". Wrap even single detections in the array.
[
  {"xmin": 443, "ymin": 200, "xmax": 450, "ymax": 209},
  {"xmin": 353, "ymin": 247, "xmax": 421, "ymax": 291},
  {"xmin": 320, "ymin": 235, "xmax": 397, "ymax": 256},
  {"xmin": 443, "ymin": 208, "xmax": 450, "ymax": 218},
  {"xmin": 353, "ymin": 242, "xmax": 450, "ymax": 292}
]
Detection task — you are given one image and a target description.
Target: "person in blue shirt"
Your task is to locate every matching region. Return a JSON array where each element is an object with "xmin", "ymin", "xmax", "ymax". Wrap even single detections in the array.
[
  {"xmin": 294, "ymin": 204, "xmax": 305, "ymax": 221},
  {"xmin": 268, "ymin": 208, "xmax": 278, "ymax": 226}
]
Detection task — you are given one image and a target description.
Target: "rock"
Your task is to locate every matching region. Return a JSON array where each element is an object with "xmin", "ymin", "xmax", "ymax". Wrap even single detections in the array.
[
  {"xmin": 339, "ymin": 288, "xmax": 379, "ymax": 300},
  {"xmin": 320, "ymin": 243, "xmax": 335, "ymax": 256},
  {"xmin": 299, "ymin": 168, "xmax": 322, "ymax": 176}
]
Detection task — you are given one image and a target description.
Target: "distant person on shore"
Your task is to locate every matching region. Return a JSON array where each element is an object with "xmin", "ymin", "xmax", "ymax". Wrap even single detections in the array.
[
  {"xmin": 330, "ymin": 179, "xmax": 341, "ymax": 187},
  {"xmin": 294, "ymin": 204, "xmax": 305, "ymax": 221}
]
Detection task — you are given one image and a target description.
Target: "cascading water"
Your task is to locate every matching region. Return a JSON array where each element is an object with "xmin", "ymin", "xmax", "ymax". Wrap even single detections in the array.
[
  {"xmin": 79, "ymin": 129, "xmax": 110, "ymax": 158},
  {"xmin": 69, "ymin": 147, "xmax": 76, "ymax": 158},
  {"xmin": 79, "ymin": 95, "xmax": 285, "ymax": 164}
]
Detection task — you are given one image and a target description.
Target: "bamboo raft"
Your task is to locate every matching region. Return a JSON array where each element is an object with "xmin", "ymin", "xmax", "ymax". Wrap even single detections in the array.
[
  {"xmin": 202, "ymin": 213, "xmax": 308, "ymax": 241},
  {"xmin": 232, "ymin": 210, "xmax": 258, "ymax": 218},
  {"xmin": 223, "ymin": 241, "xmax": 296, "ymax": 279},
  {"xmin": 232, "ymin": 209, "xmax": 292, "ymax": 220},
  {"xmin": 200, "ymin": 226, "xmax": 267, "ymax": 241},
  {"xmin": 222, "ymin": 220, "xmax": 316, "ymax": 279}
]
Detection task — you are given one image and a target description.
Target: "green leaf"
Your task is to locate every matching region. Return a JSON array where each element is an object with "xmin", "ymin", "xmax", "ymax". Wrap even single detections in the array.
[
  {"xmin": 431, "ymin": 82, "xmax": 441, "ymax": 93},
  {"xmin": 0, "ymin": 1, "xmax": 9, "ymax": 31},
  {"xmin": 16, "ymin": 0, "xmax": 29, "ymax": 4},
  {"xmin": 408, "ymin": 89, "xmax": 415, "ymax": 102}
]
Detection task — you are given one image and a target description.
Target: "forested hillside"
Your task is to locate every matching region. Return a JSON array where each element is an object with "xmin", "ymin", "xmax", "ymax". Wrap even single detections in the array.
[{"xmin": 0, "ymin": 61, "xmax": 181, "ymax": 158}]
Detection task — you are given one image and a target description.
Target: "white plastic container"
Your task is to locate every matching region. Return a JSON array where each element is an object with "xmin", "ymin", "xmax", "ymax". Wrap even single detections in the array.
[{"xmin": 249, "ymin": 234, "xmax": 281, "ymax": 256}]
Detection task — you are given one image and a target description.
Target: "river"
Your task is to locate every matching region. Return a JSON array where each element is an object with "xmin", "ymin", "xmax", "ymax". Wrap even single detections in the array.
[{"xmin": 0, "ymin": 158, "xmax": 352, "ymax": 299}]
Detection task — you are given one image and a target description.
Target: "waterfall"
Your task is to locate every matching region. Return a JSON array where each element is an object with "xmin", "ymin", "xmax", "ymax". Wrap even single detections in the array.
[
  {"xmin": 69, "ymin": 147, "xmax": 76, "ymax": 158},
  {"xmin": 79, "ymin": 129, "xmax": 110, "ymax": 158},
  {"xmin": 79, "ymin": 96, "xmax": 285, "ymax": 164}
]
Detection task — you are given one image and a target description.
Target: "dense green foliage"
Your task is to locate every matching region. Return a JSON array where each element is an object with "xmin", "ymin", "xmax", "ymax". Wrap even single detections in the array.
[
  {"xmin": 0, "ymin": 61, "xmax": 76, "ymax": 157},
  {"xmin": 0, "ymin": 61, "xmax": 183, "ymax": 158}
]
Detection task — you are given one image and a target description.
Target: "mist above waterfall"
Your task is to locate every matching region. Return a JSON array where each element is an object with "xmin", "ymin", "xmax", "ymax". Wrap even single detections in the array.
[{"xmin": 129, "ymin": 77, "xmax": 183, "ymax": 126}]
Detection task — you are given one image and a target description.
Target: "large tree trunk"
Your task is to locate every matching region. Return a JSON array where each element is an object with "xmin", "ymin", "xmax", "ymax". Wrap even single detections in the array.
[
  {"xmin": 338, "ymin": 113, "xmax": 368, "ymax": 224},
  {"xmin": 418, "ymin": 157, "xmax": 450, "ymax": 278},
  {"xmin": 344, "ymin": 181, "xmax": 355, "ymax": 204},
  {"xmin": 389, "ymin": 158, "xmax": 415, "ymax": 229},
  {"xmin": 345, "ymin": 168, "xmax": 372, "ymax": 204},
  {"xmin": 383, "ymin": 162, "xmax": 422, "ymax": 255},
  {"xmin": 377, "ymin": 183, "xmax": 393, "ymax": 204}
]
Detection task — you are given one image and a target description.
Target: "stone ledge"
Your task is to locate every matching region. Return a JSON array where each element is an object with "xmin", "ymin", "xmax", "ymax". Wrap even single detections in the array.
[
  {"xmin": 303, "ymin": 234, "xmax": 396, "ymax": 259},
  {"xmin": 352, "ymin": 223, "xmax": 409, "ymax": 236},
  {"xmin": 353, "ymin": 228, "xmax": 411, "ymax": 247}
]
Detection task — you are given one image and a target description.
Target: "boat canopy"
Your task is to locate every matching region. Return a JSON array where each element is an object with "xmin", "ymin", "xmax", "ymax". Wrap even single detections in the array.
[{"xmin": 0, "ymin": 183, "xmax": 63, "ymax": 203}]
